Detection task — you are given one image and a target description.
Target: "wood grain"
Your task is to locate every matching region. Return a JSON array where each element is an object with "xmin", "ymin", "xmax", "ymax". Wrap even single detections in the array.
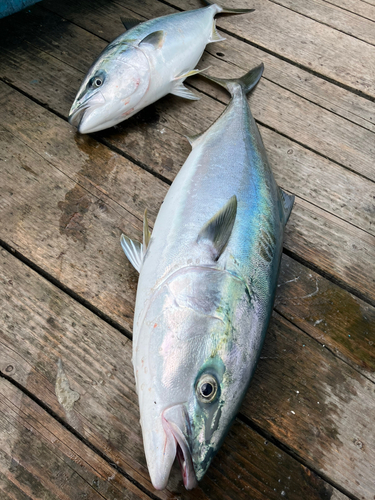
[
  {"xmin": 321, "ymin": 0, "xmax": 375, "ymax": 22},
  {"xmin": 0, "ymin": 379, "xmax": 148, "ymax": 500},
  {"xmin": 268, "ymin": 0, "xmax": 375, "ymax": 45},
  {"xmin": 276, "ymin": 255, "xmax": 375, "ymax": 384},
  {"xmin": 0, "ymin": 249, "xmax": 352, "ymax": 500}
]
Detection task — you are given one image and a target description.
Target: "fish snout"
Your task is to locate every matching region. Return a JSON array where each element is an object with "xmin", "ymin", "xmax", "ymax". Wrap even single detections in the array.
[{"xmin": 162, "ymin": 405, "xmax": 198, "ymax": 490}]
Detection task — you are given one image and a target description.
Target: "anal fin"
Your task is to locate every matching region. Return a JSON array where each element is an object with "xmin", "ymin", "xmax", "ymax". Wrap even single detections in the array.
[{"xmin": 170, "ymin": 81, "xmax": 200, "ymax": 100}]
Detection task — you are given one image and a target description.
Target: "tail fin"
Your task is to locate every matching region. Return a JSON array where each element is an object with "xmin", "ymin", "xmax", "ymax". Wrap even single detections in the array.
[
  {"xmin": 202, "ymin": 0, "xmax": 254, "ymax": 14},
  {"xmin": 202, "ymin": 63, "xmax": 264, "ymax": 96}
]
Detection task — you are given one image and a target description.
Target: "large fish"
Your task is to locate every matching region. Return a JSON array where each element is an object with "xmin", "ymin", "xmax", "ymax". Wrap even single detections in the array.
[
  {"xmin": 121, "ymin": 64, "xmax": 294, "ymax": 489},
  {"xmin": 68, "ymin": 2, "xmax": 253, "ymax": 134}
]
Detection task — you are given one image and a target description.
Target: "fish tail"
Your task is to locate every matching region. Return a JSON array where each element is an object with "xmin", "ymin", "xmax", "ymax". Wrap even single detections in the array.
[
  {"xmin": 202, "ymin": 63, "xmax": 264, "ymax": 96},
  {"xmin": 202, "ymin": 0, "xmax": 255, "ymax": 14}
]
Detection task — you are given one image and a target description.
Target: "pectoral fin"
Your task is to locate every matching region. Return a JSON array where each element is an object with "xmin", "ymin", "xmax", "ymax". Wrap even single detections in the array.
[
  {"xmin": 197, "ymin": 195, "xmax": 237, "ymax": 260},
  {"xmin": 139, "ymin": 30, "xmax": 165, "ymax": 49}
]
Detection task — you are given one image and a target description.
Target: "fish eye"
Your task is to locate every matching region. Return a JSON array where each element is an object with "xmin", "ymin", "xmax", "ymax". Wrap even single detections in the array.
[
  {"xmin": 89, "ymin": 74, "xmax": 105, "ymax": 88},
  {"xmin": 196, "ymin": 374, "xmax": 218, "ymax": 403}
]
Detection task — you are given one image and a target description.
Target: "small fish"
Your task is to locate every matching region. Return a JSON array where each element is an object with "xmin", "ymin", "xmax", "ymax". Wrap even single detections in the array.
[
  {"xmin": 121, "ymin": 64, "xmax": 294, "ymax": 489},
  {"xmin": 69, "ymin": 1, "xmax": 253, "ymax": 134}
]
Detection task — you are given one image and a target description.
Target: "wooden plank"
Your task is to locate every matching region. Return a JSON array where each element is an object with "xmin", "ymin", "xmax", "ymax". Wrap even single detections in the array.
[
  {"xmin": 0, "ymin": 380, "xmax": 148, "ymax": 500},
  {"xmin": 0, "ymin": 81, "xmax": 374, "ymax": 375},
  {"xmin": 205, "ymin": 0, "xmax": 375, "ymax": 98},
  {"xmin": 242, "ymin": 312, "xmax": 375, "ymax": 500},
  {"xmin": 268, "ymin": 0, "xmax": 375, "ymax": 46},
  {"xmin": 0, "ymin": 249, "xmax": 351, "ymax": 500},
  {"xmin": 276, "ymin": 255, "xmax": 375, "ymax": 384},
  {"xmin": 322, "ymin": 0, "xmax": 375, "ymax": 21}
]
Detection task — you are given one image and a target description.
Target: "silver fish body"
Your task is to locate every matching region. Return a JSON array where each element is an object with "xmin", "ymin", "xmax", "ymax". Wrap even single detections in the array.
[
  {"xmin": 69, "ymin": 4, "xmax": 252, "ymax": 134},
  {"xmin": 121, "ymin": 65, "xmax": 294, "ymax": 489}
]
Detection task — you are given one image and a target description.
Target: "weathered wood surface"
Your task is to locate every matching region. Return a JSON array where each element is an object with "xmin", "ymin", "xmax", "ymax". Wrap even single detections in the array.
[
  {"xmin": 268, "ymin": 0, "xmax": 375, "ymax": 45},
  {"xmin": 0, "ymin": 83, "xmax": 374, "ymax": 381},
  {"xmin": 0, "ymin": 378, "xmax": 148, "ymax": 500},
  {"xmin": 321, "ymin": 0, "xmax": 375, "ymax": 22},
  {"xmin": 0, "ymin": 249, "xmax": 353, "ymax": 500},
  {"xmin": 0, "ymin": 0, "xmax": 374, "ymax": 498}
]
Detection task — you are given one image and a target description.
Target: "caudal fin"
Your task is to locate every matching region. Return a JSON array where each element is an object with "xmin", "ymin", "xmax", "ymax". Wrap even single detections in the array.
[
  {"xmin": 202, "ymin": 0, "xmax": 254, "ymax": 14},
  {"xmin": 202, "ymin": 63, "xmax": 264, "ymax": 96}
]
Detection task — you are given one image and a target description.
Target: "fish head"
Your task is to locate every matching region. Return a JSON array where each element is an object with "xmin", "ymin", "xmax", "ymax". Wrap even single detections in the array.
[
  {"xmin": 69, "ymin": 43, "xmax": 150, "ymax": 133},
  {"xmin": 134, "ymin": 266, "xmax": 258, "ymax": 490}
]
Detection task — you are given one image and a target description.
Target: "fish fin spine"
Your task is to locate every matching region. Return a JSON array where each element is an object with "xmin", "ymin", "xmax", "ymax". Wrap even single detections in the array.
[
  {"xmin": 173, "ymin": 67, "xmax": 210, "ymax": 81},
  {"xmin": 185, "ymin": 132, "xmax": 204, "ymax": 148},
  {"xmin": 197, "ymin": 195, "xmax": 237, "ymax": 260},
  {"xmin": 143, "ymin": 209, "xmax": 151, "ymax": 253}
]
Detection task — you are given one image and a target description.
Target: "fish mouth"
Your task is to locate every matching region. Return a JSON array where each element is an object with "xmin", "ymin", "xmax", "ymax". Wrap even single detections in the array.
[
  {"xmin": 162, "ymin": 409, "xmax": 198, "ymax": 490},
  {"xmin": 68, "ymin": 92, "xmax": 105, "ymax": 132}
]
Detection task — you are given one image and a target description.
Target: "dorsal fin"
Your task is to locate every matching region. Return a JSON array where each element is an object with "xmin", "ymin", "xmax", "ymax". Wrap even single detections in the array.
[
  {"xmin": 279, "ymin": 188, "xmax": 295, "ymax": 224},
  {"xmin": 121, "ymin": 17, "xmax": 141, "ymax": 30},
  {"xmin": 197, "ymin": 195, "xmax": 237, "ymax": 260},
  {"xmin": 139, "ymin": 30, "xmax": 165, "ymax": 49}
]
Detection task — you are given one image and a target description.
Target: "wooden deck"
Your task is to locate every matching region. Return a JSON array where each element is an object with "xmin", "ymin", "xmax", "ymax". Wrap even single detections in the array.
[{"xmin": 0, "ymin": 0, "xmax": 374, "ymax": 498}]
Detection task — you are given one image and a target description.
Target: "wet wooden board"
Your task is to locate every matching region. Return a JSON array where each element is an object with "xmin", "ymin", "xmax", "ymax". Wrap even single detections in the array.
[
  {"xmin": 0, "ymin": 248, "xmax": 359, "ymax": 499},
  {"xmin": 0, "ymin": 379, "xmax": 148, "ymax": 500}
]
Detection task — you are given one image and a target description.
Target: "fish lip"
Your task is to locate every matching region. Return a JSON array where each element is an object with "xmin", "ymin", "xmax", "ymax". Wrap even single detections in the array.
[
  {"xmin": 162, "ymin": 415, "xmax": 198, "ymax": 490},
  {"xmin": 68, "ymin": 92, "xmax": 105, "ymax": 131}
]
